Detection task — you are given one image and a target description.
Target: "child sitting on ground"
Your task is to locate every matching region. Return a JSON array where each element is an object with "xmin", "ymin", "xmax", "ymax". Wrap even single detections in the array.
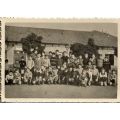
[
  {"xmin": 91, "ymin": 65, "xmax": 99, "ymax": 85},
  {"xmin": 52, "ymin": 68, "xmax": 59, "ymax": 84},
  {"xmin": 68, "ymin": 67, "xmax": 74, "ymax": 85},
  {"xmin": 73, "ymin": 68, "xmax": 80, "ymax": 86},
  {"xmin": 58, "ymin": 66, "xmax": 65, "ymax": 84},
  {"xmin": 47, "ymin": 67, "xmax": 54, "ymax": 84},
  {"xmin": 99, "ymin": 68, "xmax": 107, "ymax": 86},
  {"xmin": 13, "ymin": 69, "xmax": 21, "ymax": 85},
  {"xmin": 24, "ymin": 68, "xmax": 32, "ymax": 84},
  {"xmin": 109, "ymin": 70, "xmax": 117, "ymax": 86},
  {"xmin": 5, "ymin": 70, "xmax": 14, "ymax": 85},
  {"xmin": 81, "ymin": 69, "xmax": 88, "ymax": 87},
  {"xmin": 63, "ymin": 68, "xmax": 69, "ymax": 84},
  {"xmin": 86, "ymin": 68, "xmax": 92, "ymax": 86}
]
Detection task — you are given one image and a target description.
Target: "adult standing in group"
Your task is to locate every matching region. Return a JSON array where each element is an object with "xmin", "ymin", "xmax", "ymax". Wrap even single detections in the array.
[
  {"xmin": 97, "ymin": 55, "xmax": 103, "ymax": 72},
  {"xmin": 57, "ymin": 54, "xmax": 63, "ymax": 68},
  {"xmin": 34, "ymin": 53, "xmax": 42, "ymax": 71},
  {"xmin": 41, "ymin": 51, "xmax": 46, "ymax": 68},
  {"xmin": 19, "ymin": 56, "xmax": 26, "ymax": 81},
  {"xmin": 90, "ymin": 54, "xmax": 97, "ymax": 65},
  {"xmin": 83, "ymin": 53, "xmax": 89, "ymax": 68},
  {"xmin": 103, "ymin": 56, "xmax": 111, "ymax": 73}
]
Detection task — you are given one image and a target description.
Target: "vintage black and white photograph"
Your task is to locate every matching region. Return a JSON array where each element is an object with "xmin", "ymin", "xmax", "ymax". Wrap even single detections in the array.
[{"xmin": 3, "ymin": 20, "xmax": 118, "ymax": 101}]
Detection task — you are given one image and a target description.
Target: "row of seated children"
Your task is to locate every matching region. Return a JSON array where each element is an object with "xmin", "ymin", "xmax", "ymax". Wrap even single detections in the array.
[{"xmin": 5, "ymin": 64, "xmax": 117, "ymax": 87}]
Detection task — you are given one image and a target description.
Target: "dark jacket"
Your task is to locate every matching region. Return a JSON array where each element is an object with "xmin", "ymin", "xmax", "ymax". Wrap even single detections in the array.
[{"xmin": 19, "ymin": 60, "xmax": 26, "ymax": 69}]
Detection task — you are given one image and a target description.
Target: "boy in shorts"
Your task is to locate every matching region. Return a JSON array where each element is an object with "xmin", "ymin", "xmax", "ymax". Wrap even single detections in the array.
[
  {"xmin": 14, "ymin": 69, "xmax": 21, "ymax": 85},
  {"xmin": 5, "ymin": 70, "xmax": 14, "ymax": 85},
  {"xmin": 99, "ymin": 68, "xmax": 107, "ymax": 86}
]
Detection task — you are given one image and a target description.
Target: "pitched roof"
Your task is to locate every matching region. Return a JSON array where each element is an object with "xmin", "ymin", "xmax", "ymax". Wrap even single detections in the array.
[{"xmin": 5, "ymin": 26, "xmax": 117, "ymax": 47}]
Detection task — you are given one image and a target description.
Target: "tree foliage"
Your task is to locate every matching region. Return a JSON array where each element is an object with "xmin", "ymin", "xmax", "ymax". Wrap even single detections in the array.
[
  {"xmin": 21, "ymin": 33, "xmax": 45, "ymax": 55},
  {"xmin": 70, "ymin": 38, "xmax": 98, "ymax": 57}
]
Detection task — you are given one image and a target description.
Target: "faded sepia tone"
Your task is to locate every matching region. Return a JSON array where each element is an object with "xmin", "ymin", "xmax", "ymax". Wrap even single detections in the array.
[{"xmin": 0, "ymin": 18, "xmax": 120, "ymax": 102}]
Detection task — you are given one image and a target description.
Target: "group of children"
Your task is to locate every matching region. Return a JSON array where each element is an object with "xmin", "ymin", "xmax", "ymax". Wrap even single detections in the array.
[{"xmin": 5, "ymin": 50, "xmax": 117, "ymax": 87}]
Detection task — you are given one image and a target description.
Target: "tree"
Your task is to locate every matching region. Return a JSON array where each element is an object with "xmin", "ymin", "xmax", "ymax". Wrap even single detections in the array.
[
  {"xmin": 70, "ymin": 38, "xmax": 98, "ymax": 57},
  {"xmin": 21, "ymin": 33, "xmax": 45, "ymax": 55},
  {"xmin": 88, "ymin": 38, "xmax": 95, "ymax": 46}
]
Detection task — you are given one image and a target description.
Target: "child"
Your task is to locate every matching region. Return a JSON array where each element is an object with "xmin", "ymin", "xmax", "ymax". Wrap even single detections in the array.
[
  {"xmin": 24, "ymin": 68, "xmax": 32, "ymax": 84},
  {"xmin": 58, "ymin": 66, "xmax": 65, "ymax": 84},
  {"xmin": 57, "ymin": 54, "xmax": 63, "ymax": 68},
  {"xmin": 83, "ymin": 53, "xmax": 89, "ymax": 67},
  {"xmin": 109, "ymin": 70, "xmax": 117, "ymax": 86},
  {"xmin": 63, "ymin": 68, "xmax": 69, "ymax": 84},
  {"xmin": 97, "ymin": 55, "xmax": 103, "ymax": 72},
  {"xmin": 87, "ymin": 61, "xmax": 93, "ymax": 70},
  {"xmin": 68, "ymin": 54, "xmax": 76, "ymax": 68},
  {"xmin": 81, "ymin": 70, "xmax": 88, "ymax": 87},
  {"xmin": 13, "ymin": 69, "xmax": 21, "ymax": 85},
  {"xmin": 47, "ymin": 67, "xmax": 54, "ymax": 84},
  {"xmin": 35, "ymin": 68, "xmax": 43, "ymax": 85},
  {"xmin": 92, "ymin": 65, "xmax": 99, "ymax": 85},
  {"xmin": 44, "ymin": 55, "xmax": 51, "ymax": 68},
  {"xmin": 76, "ymin": 64, "xmax": 83, "ymax": 75},
  {"xmin": 41, "ymin": 67, "xmax": 46, "ymax": 84},
  {"xmin": 63, "ymin": 62, "xmax": 67, "ymax": 69},
  {"xmin": 78, "ymin": 55, "xmax": 83, "ymax": 67},
  {"xmin": 50, "ymin": 52, "xmax": 57, "ymax": 68},
  {"xmin": 5, "ymin": 59, "xmax": 9, "ymax": 77},
  {"xmin": 76, "ymin": 64, "xmax": 83, "ymax": 86},
  {"xmin": 26, "ymin": 56, "xmax": 34, "ymax": 72},
  {"xmin": 52, "ymin": 68, "xmax": 59, "ymax": 84},
  {"xmin": 68, "ymin": 67, "xmax": 74, "ymax": 85},
  {"xmin": 33, "ymin": 54, "xmax": 42, "ymax": 84},
  {"xmin": 103, "ymin": 56, "xmax": 111, "ymax": 73},
  {"xmin": 5, "ymin": 70, "xmax": 14, "ymax": 85},
  {"xmin": 86, "ymin": 68, "xmax": 92, "ymax": 86},
  {"xmin": 19, "ymin": 56, "xmax": 26, "ymax": 79},
  {"xmin": 89, "ymin": 54, "xmax": 97, "ymax": 65},
  {"xmin": 73, "ymin": 68, "xmax": 80, "ymax": 86},
  {"xmin": 99, "ymin": 68, "xmax": 107, "ymax": 86}
]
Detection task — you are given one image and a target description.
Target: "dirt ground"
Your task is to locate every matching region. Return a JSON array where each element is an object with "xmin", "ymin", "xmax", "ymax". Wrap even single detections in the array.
[{"xmin": 5, "ymin": 85, "xmax": 117, "ymax": 98}]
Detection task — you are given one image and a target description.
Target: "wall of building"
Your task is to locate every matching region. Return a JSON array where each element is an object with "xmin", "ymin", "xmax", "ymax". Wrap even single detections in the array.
[
  {"xmin": 6, "ymin": 43, "xmax": 23, "ymax": 65},
  {"xmin": 44, "ymin": 44, "xmax": 70, "ymax": 54},
  {"xmin": 6, "ymin": 45, "xmax": 14, "ymax": 65}
]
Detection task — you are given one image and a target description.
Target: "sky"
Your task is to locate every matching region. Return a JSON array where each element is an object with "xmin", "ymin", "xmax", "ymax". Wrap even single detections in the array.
[{"xmin": 6, "ymin": 22, "xmax": 117, "ymax": 36}]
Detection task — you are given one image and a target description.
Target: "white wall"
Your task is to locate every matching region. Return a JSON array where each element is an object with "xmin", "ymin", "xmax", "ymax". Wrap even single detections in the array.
[{"xmin": 44, "ymin": 45, "xmax": 70, "ymax": 54}]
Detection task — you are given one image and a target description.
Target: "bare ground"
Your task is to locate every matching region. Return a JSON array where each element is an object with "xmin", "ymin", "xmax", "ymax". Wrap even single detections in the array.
[{"xmin": 5, "ymin": 85, "xmax": 117, "ymax": 98}]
